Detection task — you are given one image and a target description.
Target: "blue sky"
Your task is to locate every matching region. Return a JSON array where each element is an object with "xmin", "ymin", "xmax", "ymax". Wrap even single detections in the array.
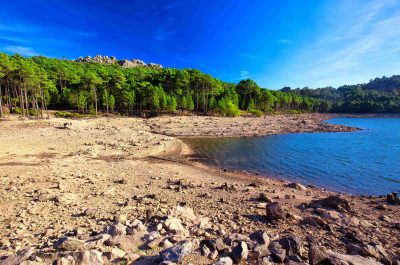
[{"xmin": 1, "ymin": 0, "xmax": 400, "ymax": 89}]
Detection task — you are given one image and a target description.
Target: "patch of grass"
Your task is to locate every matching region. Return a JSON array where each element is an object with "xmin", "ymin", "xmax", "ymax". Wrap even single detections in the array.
[
  {"xmin": 54, "ymin": 111, "xmax": 84, "ymax": 119},
  {"xmin": 248, "ymin": 109, "xmax": 264, "ymax": 117}
]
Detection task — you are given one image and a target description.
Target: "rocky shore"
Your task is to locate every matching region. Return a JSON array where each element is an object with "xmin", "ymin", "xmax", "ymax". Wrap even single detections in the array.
[
  {"xmin": 147, "ymin": 114, "xmax": 358, "ymax": 138},
  {"xmin": 0, "ymin": 114, "xmax": 399, "ymax": 265}
]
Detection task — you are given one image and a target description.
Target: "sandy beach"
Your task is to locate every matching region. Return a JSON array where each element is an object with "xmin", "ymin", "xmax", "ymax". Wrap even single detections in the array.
[{"xmin": 0, "ymin": 114, "xmax": 398, "ymax": 264}]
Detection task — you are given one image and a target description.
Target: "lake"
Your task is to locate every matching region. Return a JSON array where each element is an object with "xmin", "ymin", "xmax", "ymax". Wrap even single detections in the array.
[{"xmin": 183, "ymin": 118, "xmax": 400, "ymax": 195}]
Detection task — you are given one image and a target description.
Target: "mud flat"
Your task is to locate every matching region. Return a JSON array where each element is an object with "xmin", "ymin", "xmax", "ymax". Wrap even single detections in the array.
[{"xmin": 0, "ymin": 114, "xmax": 398, "ymax": 265}]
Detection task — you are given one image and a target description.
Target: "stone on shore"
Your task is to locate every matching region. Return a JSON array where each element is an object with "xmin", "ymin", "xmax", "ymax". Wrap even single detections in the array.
[
  {"xmin": 286, "ymin": 182, "xmax": 307, "ymax": 191},
  {"xmin": 231, "ymin": 241, "xmax": 249, "ymax": 263},
  {"xmin": 310, "ymin": 195, "xmax": 351, "ymax": 211},
  {"xmin": 160, "ymin": 241, "xmax": 193, "ymax": 263},
  {"xmin": 266, "ymin": 202, "xmax": 286, "ymax": 220}
]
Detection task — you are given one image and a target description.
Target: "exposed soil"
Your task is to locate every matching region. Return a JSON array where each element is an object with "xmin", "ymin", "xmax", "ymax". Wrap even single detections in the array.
[{"xmin": 0, "ymin": 114, "xmax": 398, "ymax": 265}]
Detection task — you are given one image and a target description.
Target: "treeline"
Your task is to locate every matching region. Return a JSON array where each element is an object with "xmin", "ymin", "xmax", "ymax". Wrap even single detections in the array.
[
  {"xmin": 0, "ymin": 53, "xmax": 326, "ymax": 118},
  {"xmin": 282, "ymin": 75, "xmax": 400, "ymax": 113}
]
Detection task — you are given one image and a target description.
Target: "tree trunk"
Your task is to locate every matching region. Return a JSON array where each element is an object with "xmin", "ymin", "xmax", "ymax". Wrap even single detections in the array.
[
  {"xmin": 6, "ymin": 79, "xmax": 12, "ymax": 113},
  {"xmin": 19, "ymin": 84, "xmax": 25, "ymax": 116},
  {"xmin": 196, "ymin": 85, "xmax": 199, "ymax": 112},
  {"xmin": 0, "ymin": 81, "xmax": 4, "ymax": 118},
  {"xmin": 94, "ymin": 88, "xmax": 98, "ymax": 116},
  {"xmin": 24, "ymin": 80, "xmax": 29, "ymax": 117}
]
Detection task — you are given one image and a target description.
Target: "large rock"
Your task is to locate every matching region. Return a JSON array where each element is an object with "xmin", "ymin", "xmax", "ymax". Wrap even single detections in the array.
[
  {"xmin": 308, "ymin": 245, "xmax": 329, "ymax": 265},
  {"xmin": 310, "ymin": 195, "xmax": 351, "ymax": 212},
  {"xmin": 76, "ymin": 55, "xmax": 162, "ymax": 69},
  {"xmin": 107, "ymin": 223, "xmax": 127, "ymax": 237},
  {"xmin": 163, "ymin": 217, "xmax": 187, "ymax": 233},
  {"xmin": 286, "ymin": 182, "xmax": 307, "ymax": 191},
  {"xmin": 269, "ymin": 241, "xmax": 287, "ymax": 263},
  {"xmin": 175, "ymin": 206, "xmax": 197, "ymax": 222},
  {"xmin": 301, "ymin": 216, "xmax": 331, "ymax": 230},
  {"xmin": 348, "ymin": 243, "xmax": 391, "ymax": 264},
  {"xmin": 387, "ymin": 192, "xmax": 400, "ymax": 205},
  {"xmin": 224, "ymin": 233, "xmax": 251, "ymax": 246},
  {"xmin": 249, "ymin": 230, "xmax": 270, "ymax": 246},
  {"xmin": 213, "ymin": 257, "xmax": 233, "ymax": 265},
  {"xmin": 0, "ymin": 247, "xmax": 33, "ymax": 265},
  {"xmin": 75, "ymin": 250, "xmax": 103, "ymax": 265},
  {"xmin": 54, "ymin": 237, "xmax": 86, "ymax": 251},
  {"xmin": 254, "ymin": 244, "xmax": 270, "ymax": 258},
  {"xmin": 279, "ymin": 236, "xmax": 304, "ymax": 258},
  {"xmin": 160, "ymin": 241, "xmax": 193, "ymax": 263},
  {"xmin": 327, "ymin": 250, "xmax": 383, "ymax": 265},
  {"xmin": 231, "ymin": 241, "xmax": 249, "ymax": 263},
  {"xmin": 266, "ymin": 202, "xmax": 286, "ymax": 220},
  {"xmin": 54, "ymin": 193, "xmax": 78, "ymax": 204}
]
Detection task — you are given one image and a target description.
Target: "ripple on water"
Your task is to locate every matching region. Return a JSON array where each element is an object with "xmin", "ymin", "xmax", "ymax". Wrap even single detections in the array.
[{"xmin": 184, "ymin": 118, "xmax": 400, "ymax": 195}]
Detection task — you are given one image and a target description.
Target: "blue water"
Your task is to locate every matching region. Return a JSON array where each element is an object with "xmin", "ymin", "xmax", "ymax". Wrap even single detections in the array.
[{"xmin": 184, "ymin": 118, "xmax": 400, "ymax": 195}]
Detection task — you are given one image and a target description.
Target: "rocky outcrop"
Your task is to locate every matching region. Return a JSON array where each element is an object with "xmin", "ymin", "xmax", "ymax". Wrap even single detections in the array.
[{"xmin": 75, "ymin": 55, "xmax": 163, "ymax": 69}]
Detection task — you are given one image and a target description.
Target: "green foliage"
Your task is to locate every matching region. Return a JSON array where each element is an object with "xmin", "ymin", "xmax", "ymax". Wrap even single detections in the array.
[
  {"xmin": 109, "ymin": 95, "xmax": 115, "ymax": 112},
  {"xmin": 77, "ymin": 92, "xmax": 87, "ymax": 113},
  {"xmin": 12, "ymin": 107, "xmax": 22, "ymax": 114},
  {"xmin": 0, "ymin": 53, "xmax": 351, "ymax": 117},
  {"xmin": 217, "ymin": 99, "xmax": 240, "ymax": 116},
  {"xmin": 54, "ymin": 111, "xmax": 84, "ymax": 119},
  {"xmin": 165, "ymin": 95, "xmax": 177, "ymax": 112},
  {"xmin": 248, "ymin": 109, "xmax": 264, "ymax": 117}
]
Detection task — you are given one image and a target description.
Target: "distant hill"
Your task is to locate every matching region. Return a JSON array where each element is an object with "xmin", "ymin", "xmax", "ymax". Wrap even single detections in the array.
[
  {"xmin": 362, "ymin": 75, "xmax": 400, "ymax": 92},
  {"xmin": 282, "ymin": 75, "xmax": 400, "ymax": 113}
]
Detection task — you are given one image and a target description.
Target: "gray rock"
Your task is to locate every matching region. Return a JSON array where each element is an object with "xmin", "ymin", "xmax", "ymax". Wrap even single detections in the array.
[
  {"xmin": 286, "ymin": 183, "xmax": 307, "ymax": 191},
  {"xmin": 279, "ymin": 236, "xmax": 304, "ymax": 257},
  {"xmin": 75, "ymin": 250, "xmax": 103, "ymax": 265},
  {"xmin": 269, "ymin": 241, "xmax": 287, "ymax": 263},
  {"xmin": 258, "ymin": 193, "xmax": 272, "ymax": 203},
  {"xmin": 213, "ymin": 257, "xmax": 233, "ymax": 265},
  {"xmin": 201, "ymin": 244, "xmax": 211, "ymax": 256},
  {"xmin": 231, "ymin": 241, "xmax": 249, "ymax": 263},
  {"xmin": 266, "ymin": 202, "xmax": 286, "ymax": 220},
  {"xmin": 163, "ymin": 217, "xmax": 187, "ymax": 233},
  {"xmin": 254, "ymin": 244, "xmax": 270, "ymax": 258},
  {"xmin": 310, "ymin": 195, "xmax": 351, "ymax": 212},
  {"xmin": 224, "ymin": 233, "xmax": 251, "ymax": 246},
  {"xmin": 55, "ymin": 257, "xmax": 75, "ymax": 265},
  {"xmin": 54, "ymin": 237, "xmax": 86, "ymax": 251},
  {"xmin": 327, "ymin": 250, "xmax": 382, "ymax": 265},
  {"xmin": 161, "ymin": 241, "xmax": 193, "ymax": 263},
  {"xmin": 301, "ymin": 216, "xmax": 330, "ymax": 230},
  {"xmin": 250, "ymin": 230, "xmax": 270, "ymax": 246},
  {"xmin": 308, "ymin": 245, "xmax": 329, "ymax": 265},
  {"xmin": 107, "ymin": 223, "xmax": 127, "ymax": 237},
  {"xmin": 0, "ymin": 247, "xmax": 33, "ymax": 265}
]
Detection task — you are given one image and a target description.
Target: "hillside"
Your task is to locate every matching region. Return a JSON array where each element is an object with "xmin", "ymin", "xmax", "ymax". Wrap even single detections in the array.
[
  {"xmin": 283, "ymin": 75, "xmax": 400, "ymax": 113},
  {"xmin": 0, "ymin": 53, "xmax": 327, "ymax": 119}
]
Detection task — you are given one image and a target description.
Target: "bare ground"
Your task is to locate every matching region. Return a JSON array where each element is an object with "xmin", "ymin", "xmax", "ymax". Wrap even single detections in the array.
[{"xmin": 0, "ymin": 114, "xmax": 398, "ymax": 265}]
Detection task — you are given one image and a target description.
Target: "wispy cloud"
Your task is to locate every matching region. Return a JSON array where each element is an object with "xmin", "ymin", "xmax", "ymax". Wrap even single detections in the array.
[
  {"xmin": 240, "ymin": 70, "xmax": 251, "ymax": 78},
  {"xmin": 286, "ymin": 0, "xmax": 400, "ymax": 88},
  {"xmin": 236, "ymin": 52, "xmax": 256, "ymax": 60},
  {"xmin": 3, "ymin": 46, "xmax": 38, "ymax": 56},
  {"xmin": 0, "ymin": 23, "xmax": 42, "ymax": 33},
  {"xmin": 277, "ymin": 39, "xmax": 292, "ymax": 45},
  {"xmin": 153, "ymin": 28, "xmax": 183, "ymax": 41}
]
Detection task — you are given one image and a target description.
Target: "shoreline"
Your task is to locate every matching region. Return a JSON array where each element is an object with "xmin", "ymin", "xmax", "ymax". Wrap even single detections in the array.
[
  {"xmin": 0, "ymin": 114, "xmax": 399, "ymax": 264},
  {"xmin": 176, "ymin": 138, "xmax": 386, "ymax": 198}
]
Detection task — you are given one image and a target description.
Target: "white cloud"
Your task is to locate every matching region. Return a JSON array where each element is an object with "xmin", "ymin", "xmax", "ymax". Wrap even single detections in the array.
[
  {"xmin": 236, "ymin": 52, "xmax": 256, "ymax": 60},
  {"xmin": 287, "ymin": 0, "xmax": 400, "ymax": 87},
  {"xmin": 4, "ymin": 46, "xmax": 38, "ymax": 56},
  {"xmin": 277, "ymin": 39, "xmax": 292, "ymax": 45},
  {"xmin": 240, "ymin": 70, "xmax": 250, "ymax": 78}
]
